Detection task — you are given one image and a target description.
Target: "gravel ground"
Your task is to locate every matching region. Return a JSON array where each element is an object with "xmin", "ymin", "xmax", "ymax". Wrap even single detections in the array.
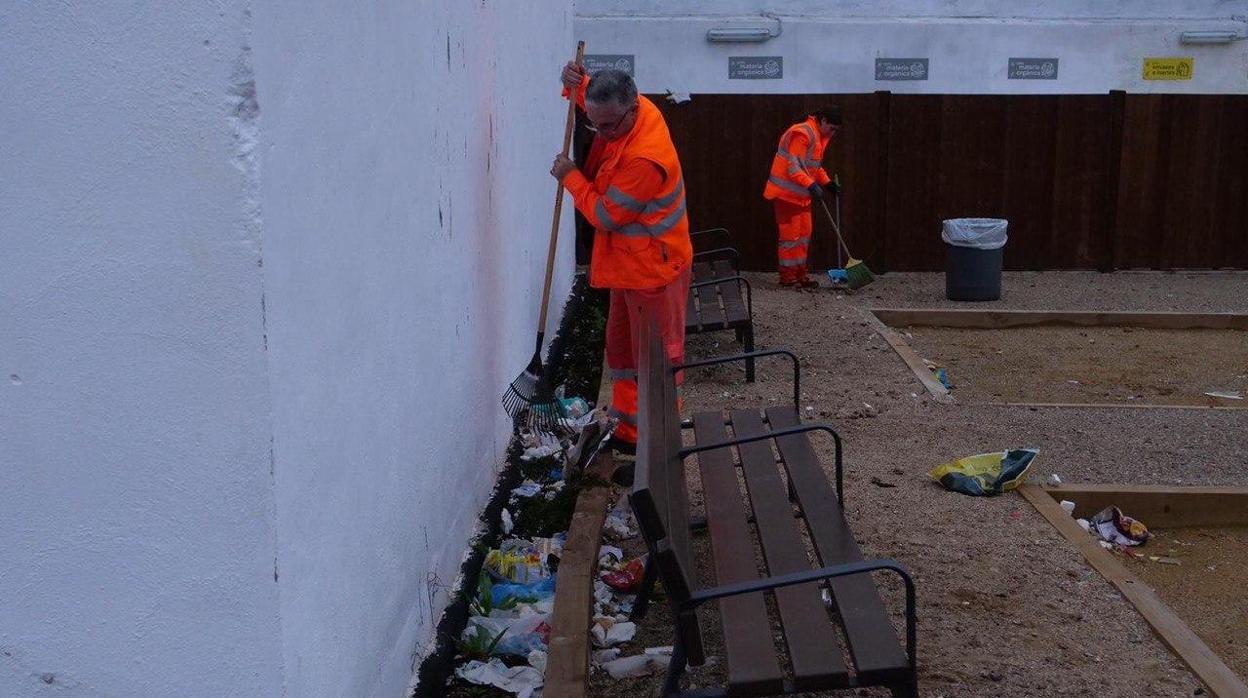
[{"xmin": 591, "ymin": 271, "xmax": 1248, "ymax": 697}]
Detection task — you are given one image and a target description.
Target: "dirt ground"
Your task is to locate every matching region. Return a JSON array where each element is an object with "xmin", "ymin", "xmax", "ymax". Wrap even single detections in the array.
[
  {"xmin": 902, "ymin": 326, "xmax": 1248, "ymax": 406},
  {"xmin": 588, "ymin": 271, "xmax": 1248, "ymax": 697},
  {"xmin": 1124, "ymin": 526, "xmax": 1248, "ymax": 682}
]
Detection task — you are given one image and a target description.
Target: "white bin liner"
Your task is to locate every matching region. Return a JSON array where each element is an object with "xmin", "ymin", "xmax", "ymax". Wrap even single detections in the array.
[{"xmin": 942, "ymin": 218, "xmax": 1008, "ymax": 250}]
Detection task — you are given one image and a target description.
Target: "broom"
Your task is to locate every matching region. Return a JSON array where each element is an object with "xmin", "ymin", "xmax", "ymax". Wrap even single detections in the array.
[
  {"xmin": 818, "ymin": 193, "xmax": 875, "ymax": 290},
  {"xmin": 501, "ymin": 41, "xmax": 585, "ymax": 431}
]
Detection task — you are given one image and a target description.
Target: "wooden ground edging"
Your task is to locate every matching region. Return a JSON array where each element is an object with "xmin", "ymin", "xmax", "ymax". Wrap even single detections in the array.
[
  {"xmin": 863, "ymin": 310, "xmax": 953, "ymax": 403},
  {"xmin": 871, "ymin": 308, "xmax": 1248, "ymax": 331},
  {"xmin": 1042, "ymin": 484, "xmax": 1248, "ymax": 534},
  {"xmin": 1019, "ymin": 484, "xmax": 1248, "ymax": 698}
]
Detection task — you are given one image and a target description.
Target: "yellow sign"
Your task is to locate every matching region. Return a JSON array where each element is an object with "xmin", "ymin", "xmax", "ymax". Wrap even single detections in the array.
[{"xmin": 1143, "ymin": 57, "xmax": 1194, "ymax": 80}]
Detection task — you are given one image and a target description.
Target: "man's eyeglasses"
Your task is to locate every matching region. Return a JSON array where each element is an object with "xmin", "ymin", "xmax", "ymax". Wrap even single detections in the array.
[{"xmin": 586, "ymin": 104, "xmax": 637, "ymax": 133}]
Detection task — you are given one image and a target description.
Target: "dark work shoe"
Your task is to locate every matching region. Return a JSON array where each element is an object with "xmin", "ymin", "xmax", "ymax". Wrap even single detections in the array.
[{"xmin": 797, "ymin": 277, "xmax": 821, "ymax": 289}]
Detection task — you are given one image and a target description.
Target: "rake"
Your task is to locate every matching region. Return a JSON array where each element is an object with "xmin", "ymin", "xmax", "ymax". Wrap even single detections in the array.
[{"xmin": 501, "ymin": 41, "xmax": 585, "ymax": 431}]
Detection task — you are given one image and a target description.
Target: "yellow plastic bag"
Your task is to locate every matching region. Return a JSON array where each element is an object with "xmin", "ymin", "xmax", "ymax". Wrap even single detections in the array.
[{"xmin": 929, "ymin": 449, "xmax": 1038, "ymax": 496}]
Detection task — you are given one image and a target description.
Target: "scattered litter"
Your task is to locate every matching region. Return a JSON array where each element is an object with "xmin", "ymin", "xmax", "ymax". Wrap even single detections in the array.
[
  {"xmin": 645, "ymin": 646, "xmax": 673, "ymax": 656},
  {"xmin": 527, "ymin": 649, "xmax": 547, "ymax": 675},
  {"xmin": 1089, "ymin": 506, "xmax": 1150, "ymax": 547},
  {"xmin": 603, "ymin": 499, "xmax": 639, "ymax": 540},
  {"xmin": 1205, "ymin": 390, "xmax": 1243, "ymax": 400},
  {"xmin": 930, "ymin": 449, "xmax": 1039, "ymax": 497},
  {"xmin": 591, "ymin": 617, "xmax": 637, "ymax": 647},
  {"xmin": 603, "ymin": 653, "xmax": 664, "ymax": 679},
  {"xmin": 501, "ymin": 508, "xmax": 514, "ymax": 534},
  {"xmin": 598, "ymin": 545, "xmax": 624, "ymax": 565},
  {"xmin": 602, "ymin": 557, "xmax": 646, "ymax": 592},
  {"xmin": 485, "ymin": 539, "xmax": 556, "ymax": 583},
  {"xmin": 1076, "ymin": 518, "xmax": 1091, "ymax": 532},
  {"xmin": 491, "ymin": 576, "xmax": 556, "ymax": 606},
  {"xmin": 464, "ymin": 611, "xmax": 552, "ymax": 657},
  {"xmin": 1047, "ymin": 473, "xmax": 1062, "ymax": 486},
  {"xmin": 456, "ymin": 659, "xmax": 544, "ymax": 698},
  {"xmin": 592, "ymin": 648, "xmax": 622, "ymax": 666},
  {"xmin": 870, "ymin": 476, "xmax": 897, "ymax": 488},
  {"xmin": 1150, "ymin": 556, "xmax": 1181, "ymax": 566},
  {"xmin": 511, "ymin": 480, "xmax": 543, "ymax": 498},
  {"xmin": 1059, "ymin": 500, "xmax": 1076, "ymax": 515}
]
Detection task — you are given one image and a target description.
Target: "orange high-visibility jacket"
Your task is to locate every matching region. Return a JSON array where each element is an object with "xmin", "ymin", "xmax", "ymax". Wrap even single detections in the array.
[
  {"xmin": 763, "ymin": 116, "xmax": 832, "ymax": 205},
  {"xmin": 563, "ymin": 80, "xmax": 692, "ymax": 290}
]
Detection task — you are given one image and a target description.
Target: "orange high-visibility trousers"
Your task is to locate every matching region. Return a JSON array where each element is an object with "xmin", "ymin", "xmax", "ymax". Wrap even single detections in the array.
[
  {"xmin": 605, "ymin": 266, "xmax": 691, "ymax": 443},
  {"xmin": 774, "ymin": 199, "xmax": 813, "ymax": 284}
]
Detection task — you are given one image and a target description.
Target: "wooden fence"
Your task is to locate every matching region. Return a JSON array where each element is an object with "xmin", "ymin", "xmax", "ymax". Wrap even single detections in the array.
[{"xmin": 603, "ymin": 92, "xmax": 1248, "ymax": 272}]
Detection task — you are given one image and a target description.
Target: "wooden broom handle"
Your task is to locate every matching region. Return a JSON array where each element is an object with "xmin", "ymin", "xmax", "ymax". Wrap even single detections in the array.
[{"xmin": 538, "ymin": 41, "xmax": 586, "ymax": 333}]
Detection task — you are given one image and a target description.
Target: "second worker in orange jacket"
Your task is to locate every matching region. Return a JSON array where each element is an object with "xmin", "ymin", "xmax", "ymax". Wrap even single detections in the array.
[
  {"xmin": 762, "ymin": 108, "xmax": 842, "ymax": 288},
  {"xmin": 551, "ymin": 64, "xmax": 693, "ymax": 452}
]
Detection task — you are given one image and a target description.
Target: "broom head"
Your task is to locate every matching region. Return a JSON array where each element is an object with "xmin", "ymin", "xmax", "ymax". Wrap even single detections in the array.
[{"xmin": 844, "ymin": 257, "xmax": 875, "ymax": 290}]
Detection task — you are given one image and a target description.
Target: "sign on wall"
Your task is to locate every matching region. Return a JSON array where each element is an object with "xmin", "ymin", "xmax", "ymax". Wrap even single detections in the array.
[
  {"xmin": 1008, "ymin": 58, "xmax": 1059, "ymax": 80},
  {"xmin": 875, "ymin": 58, "xmax": 929, "ymax": 81},
  {"xmin": 729, "ymin": 56, "xmax": 783, "ymax": 79},
  {"xmin": 583, "ymin": 54, "xmax": 635, "ymax": 76},
  {"xmin": 1142, "ymin": 57, "xmax": 1193, "ymax": 80}
]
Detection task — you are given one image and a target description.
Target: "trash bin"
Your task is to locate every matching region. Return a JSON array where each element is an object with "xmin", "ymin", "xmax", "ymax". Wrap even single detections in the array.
[{"xmin": 942, "ymin": 218, "xmax": 1007, "ymax": 301}]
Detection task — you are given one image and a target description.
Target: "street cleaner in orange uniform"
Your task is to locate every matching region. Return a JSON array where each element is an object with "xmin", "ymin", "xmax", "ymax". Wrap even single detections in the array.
[
  {"xmin": 550, "ymin": 65, "xmax": 692, "ymax": 454},
  {"xmin": 763, "ymin": 107, "xmax": 841, "ymax": 288}
]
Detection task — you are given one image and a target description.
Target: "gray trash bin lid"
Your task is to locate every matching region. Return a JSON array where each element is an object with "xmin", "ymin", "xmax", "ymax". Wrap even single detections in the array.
[{"xmin": 942, "ymin": 218, "xmax": 1008, "ymax": 250}]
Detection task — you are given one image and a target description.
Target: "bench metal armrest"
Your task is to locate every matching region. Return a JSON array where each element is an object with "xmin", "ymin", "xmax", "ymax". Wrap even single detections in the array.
[
  {"xmin": 684, "ymin": 558, "xmax": 917, "ymax": 675},
  {"xmin": 675, "ymin": 348, "xmax": 795, "ymax": 409},
  {"xmin": 688, "ymin": 275, "xmax": 752, "ymax": 323},
  {"xmin": 677, "ymin": 422, "xmax": 843, "ymax": 508},
  {"xmin": 692, "ymin": 247, "xmax": 741, "ymax": 269}
]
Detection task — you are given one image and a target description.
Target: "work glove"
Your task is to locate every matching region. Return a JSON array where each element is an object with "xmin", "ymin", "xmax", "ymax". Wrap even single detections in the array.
[{"xmin": 807, "ymin": 183, "xmax": 824, "ymax": 199}]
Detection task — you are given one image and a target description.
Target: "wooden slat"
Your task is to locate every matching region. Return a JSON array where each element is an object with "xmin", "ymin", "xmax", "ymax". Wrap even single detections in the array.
[
  {"xmin": 1041, "ymin": 484, "xmax": 1248, "ymax": 528},
  {"xmin": 729, "ymin": 409, "xmax": 850, "ymax": 691},
  {"xmin": 712, "ymin": 260, "xmax": 749, "ymax": 326},
  {"xmin": 1021, "ymin": 485, "xmax": 1248, "ymax": 698},
  {"xmin": 685, "ymin": 282, "xmax": 701, "ymax": 332},
  {"xmin": 691, "ymin": 411, "xmax": 784, "ymax": 694},
  {"xmin": 863, "ymin": 311, "xmax": 953, "ymax": 403},
  {"xmin": 765, "ymin": 407, "xmax": 911, "ymax": 684},
  {"xmin": 545, "ymin": 453, "xmax": 617, "ymax": 698},
  {"xmin": 870, "ymin": 308, "xmax": 1248, "ymax": 331}
]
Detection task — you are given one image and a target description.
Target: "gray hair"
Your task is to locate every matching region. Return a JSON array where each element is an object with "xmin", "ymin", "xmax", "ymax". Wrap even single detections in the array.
[{"xmin": 586, "ymin": 69, "xmax": 638, "ymax": 109}]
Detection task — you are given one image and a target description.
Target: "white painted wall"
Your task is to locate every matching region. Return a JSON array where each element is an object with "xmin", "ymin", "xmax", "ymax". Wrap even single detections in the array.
[
  {"xmin": 576, "ymin": 0, "xmax": 1248, "ymax": 94},
  {"xmin": 0, "ymin": 2, "xmax": 283, "ymax": 696},
  {"xmin": 252, "ymin": 2, "xmax": 574, "ymax": 697},
  {"xmin": 2, "ymin": 1, "xmax": 574, "ymax": 696}
]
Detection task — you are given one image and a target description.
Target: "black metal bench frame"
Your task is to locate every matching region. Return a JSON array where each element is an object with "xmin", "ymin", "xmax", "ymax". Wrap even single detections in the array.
[
  {"xmin": 627, "ymin": 315, "xmax": 918, "ymax": 697},
  {"xmin": 688, "ymin": 228, "xmax": 756, "ymax": 382}
]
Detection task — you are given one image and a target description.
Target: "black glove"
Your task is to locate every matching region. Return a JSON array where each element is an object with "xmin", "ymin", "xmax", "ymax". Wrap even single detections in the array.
[
  {"xmin": 827, "ymin": 181, "xmax": 842, "ymax": 195},
  {"xmin": 807, "ymin": 183, "xmax": 824, "ymax": 199}
]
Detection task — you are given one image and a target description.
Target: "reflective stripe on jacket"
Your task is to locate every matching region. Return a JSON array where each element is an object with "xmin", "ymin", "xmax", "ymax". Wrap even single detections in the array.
[{"xmin": 762, "ymin": 116, "xmax": 832, "ymax": 205}]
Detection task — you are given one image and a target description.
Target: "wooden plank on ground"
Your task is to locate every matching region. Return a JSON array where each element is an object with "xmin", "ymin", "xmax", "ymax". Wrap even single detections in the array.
[
  {"xmin": 545, "ymin": 452, "xmax": 617, "ymax": 698},
  {"xmin": 990, "ymin": 401, "xmax": 1245, "ymax": 411},
  {"xmin": 765, "ymin": 407, "xmax": 911, "ymax": 684},
  {"xmin": 863, "ymin": 311, "xmax": 953, "ymax": 403},
  {"xmin": 691, "ymin": 411, "xmax": 785, "ymax": 694},
  {"xmin": 730, "ymin": 409, "xmax": 850, "ymax": 691},
  {"xmin": 1040, "ymin": 484, "xmax": 1248, "ymax": 528},
  {"xmin": 1019, "ymin": 485, "xmax": 1248, "ymax": 698},
  {"xmin": 870, "ymin": 308, "xmax": 1248, "ymax": 331}
]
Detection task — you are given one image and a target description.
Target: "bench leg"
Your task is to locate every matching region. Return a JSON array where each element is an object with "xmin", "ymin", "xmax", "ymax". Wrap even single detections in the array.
[
  {"xmin": 629, "ymin": 556, "xmax": 659, "ymax": 622},
  {"xmin": 743, "ymin": 324, "xmax": 756, "ymax": 383},
  {"xmin": 889, "ymin": 676, "xmax": 919, "ymax": 698},
  {"xmin": 661, "ymin": 641, "xmax": 688, "ymax": 697}
]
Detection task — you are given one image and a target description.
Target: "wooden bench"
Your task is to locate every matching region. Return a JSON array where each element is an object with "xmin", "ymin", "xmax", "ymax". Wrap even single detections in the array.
[
  {"xmin": 626, "ymin": 313, "xmax": 918, "ymax": 697},
  {"xmin": 687, "ymin": 228, "xmax": 755, "ymax": 382}
]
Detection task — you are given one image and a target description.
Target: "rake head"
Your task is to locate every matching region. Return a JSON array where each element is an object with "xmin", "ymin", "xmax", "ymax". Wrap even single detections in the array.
[{"xmin": 501, "ymin": 351, "xmax": 561, "ymax": 433}]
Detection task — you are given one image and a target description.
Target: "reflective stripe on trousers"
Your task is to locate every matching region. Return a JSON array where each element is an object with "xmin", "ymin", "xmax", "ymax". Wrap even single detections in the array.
[{"xmin": 774, "ymin": 199, "xmax": 813, "ymax": 283}]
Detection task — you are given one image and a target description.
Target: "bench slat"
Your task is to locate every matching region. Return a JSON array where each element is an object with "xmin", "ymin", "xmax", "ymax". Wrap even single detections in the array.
[
  {"xmin": 729, "ymin": 409, "xmax": 851, "ymax": 691},
  {"xmin": 691, "ymin": 411, "xmax": 784, "ymax": 695},
  {"xmin": 765, "ymin": 407, "xmax": 911, "ymax": 684},
  {"xmin": 711, "ymin": 261, "xmax": 749, "ymax": 326},
  {"xmin": 686, "ymin": 273, "xmax": 703, "ymax": 332}
]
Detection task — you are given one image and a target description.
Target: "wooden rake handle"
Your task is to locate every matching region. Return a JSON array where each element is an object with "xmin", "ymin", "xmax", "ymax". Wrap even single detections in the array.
[{"xmin": 537, "ymin": 40, "xmax": 586, "ymax": 333}]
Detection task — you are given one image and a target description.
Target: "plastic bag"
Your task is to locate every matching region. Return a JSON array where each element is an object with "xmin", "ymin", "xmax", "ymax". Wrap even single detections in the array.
[
  {"xmin": 485, "ymin": 539, "xmax": 554, "ymax": 584},
  {"xmin": 491, "ymin": 576, "xmax": 556, "ymax": 606},
  {"xmin": 942, "ymin": 218, "xmax": 1008, "ymax": 250},
  {"xmin": 930, "ymin": 448, "xmax": 1038, "ymax": 496},
  {"xmin": 464, "ymin": 612, "xmax": 552, "ymax": 657}
]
